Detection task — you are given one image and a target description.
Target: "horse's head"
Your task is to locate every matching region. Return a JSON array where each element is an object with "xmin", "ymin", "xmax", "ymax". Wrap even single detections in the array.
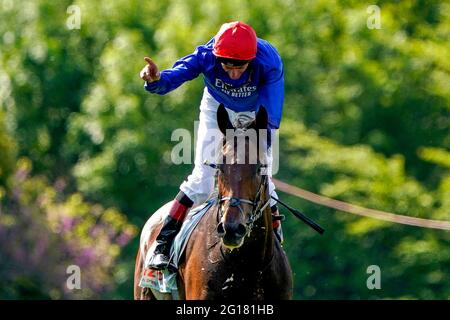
[{"xmin": 215, "ymin": 104, "xmax": 271, "ymax": 249}]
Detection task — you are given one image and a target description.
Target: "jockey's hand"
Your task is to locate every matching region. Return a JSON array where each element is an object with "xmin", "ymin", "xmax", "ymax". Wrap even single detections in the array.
[{"xmin": 140, "ymin": 57, "xmax": 161, "ymax": 83}]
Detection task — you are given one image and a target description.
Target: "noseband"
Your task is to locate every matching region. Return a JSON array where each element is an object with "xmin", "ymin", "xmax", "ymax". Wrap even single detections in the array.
[{"xmin": 217, "ymin": 166, "xmax": 271, "ymax": 233}]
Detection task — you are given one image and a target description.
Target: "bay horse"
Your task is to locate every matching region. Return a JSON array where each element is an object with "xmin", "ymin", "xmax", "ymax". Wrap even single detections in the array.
[{"xmin": 134, "ymin": 104, "xmax": 293, "ymax": 299}]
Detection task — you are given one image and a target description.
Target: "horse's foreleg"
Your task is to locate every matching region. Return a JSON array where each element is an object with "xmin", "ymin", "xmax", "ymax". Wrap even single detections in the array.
[
  {"xmin": 179, "ymin": 256, "xmax": 213, "ymax": 300},
  {"xmin": 263, "ymin": 247, "xmax": 293, "ymax": 300}
]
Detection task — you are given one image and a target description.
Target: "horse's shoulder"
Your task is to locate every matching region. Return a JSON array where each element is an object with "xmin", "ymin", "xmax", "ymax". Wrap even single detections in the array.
[{"xmin": 184, "ymin": 203, "xmax": 220, "ymax": 258}]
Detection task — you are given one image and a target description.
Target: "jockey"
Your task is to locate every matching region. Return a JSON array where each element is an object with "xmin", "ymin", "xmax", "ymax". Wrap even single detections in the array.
[{"xmin": 141, "ymin": 21, "xmax": 284, "ymax": 270}]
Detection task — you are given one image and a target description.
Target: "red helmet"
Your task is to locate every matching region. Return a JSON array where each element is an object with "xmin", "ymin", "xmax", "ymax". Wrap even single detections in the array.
[{"xmin": 213, "ymin": 21, "xmax": 257, "ymax": 61}]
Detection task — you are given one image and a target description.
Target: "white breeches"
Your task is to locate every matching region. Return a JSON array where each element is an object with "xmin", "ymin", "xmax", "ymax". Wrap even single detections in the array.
[{"xmin": 179, "ymin": 88, "xmax": 278, "ymax": 207}]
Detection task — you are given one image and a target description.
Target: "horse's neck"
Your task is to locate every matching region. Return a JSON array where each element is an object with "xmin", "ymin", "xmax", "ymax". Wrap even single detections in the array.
[{"xmin": 251, "ymin": 206, "xmax": 275, "ymax": 263}]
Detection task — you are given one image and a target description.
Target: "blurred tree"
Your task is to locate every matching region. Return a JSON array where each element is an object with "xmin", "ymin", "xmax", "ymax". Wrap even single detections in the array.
[
  {"xmin": 0, "ymin": 157, "xmax": 137, "ymax": 299},
  {"xmin": 1, "ymin": 0, "xmax": 449, "ymax": 299},
  {"xmin": 0, "ymin": 111, "xmax": 16, "ymax": 189},
  {"xmin": 278, "ymin": 120, "xmax": 449, "ymax": 299}
]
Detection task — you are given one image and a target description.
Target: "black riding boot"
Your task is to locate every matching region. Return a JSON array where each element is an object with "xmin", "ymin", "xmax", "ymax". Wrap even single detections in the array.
[{"xmin": 147, "ymin": 216, "xmax": 182, "ymax": 270}]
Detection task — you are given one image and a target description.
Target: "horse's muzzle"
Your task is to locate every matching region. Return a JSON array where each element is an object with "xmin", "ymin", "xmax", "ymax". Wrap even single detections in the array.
[{"xmin": 216, "ymin": 221, "xmax": 248, "ymax": 248}]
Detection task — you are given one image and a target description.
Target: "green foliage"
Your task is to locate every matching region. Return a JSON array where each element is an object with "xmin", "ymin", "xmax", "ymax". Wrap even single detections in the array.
[
  {"xmin": 0, "ymin": 111, "xmax": 16, "ymax": 188},
  {"xmin": 1, "ymin": 0, "xmax": 449, "ymax": 299},
  {"xmin": 279, "ymin": 121, "xmax": 450, "ymax": 299}
]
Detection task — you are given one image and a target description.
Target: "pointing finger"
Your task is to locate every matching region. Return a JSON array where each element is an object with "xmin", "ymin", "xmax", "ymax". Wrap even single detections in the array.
[{"xmin": 144, "ymin": 57, "xmax": 155, "ymax": 66}]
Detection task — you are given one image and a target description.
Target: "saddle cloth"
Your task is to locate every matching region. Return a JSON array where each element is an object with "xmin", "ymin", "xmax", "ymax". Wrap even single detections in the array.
[{"xmin": 138, "ymin": 198, "xmax": 216, "ymax": 293}]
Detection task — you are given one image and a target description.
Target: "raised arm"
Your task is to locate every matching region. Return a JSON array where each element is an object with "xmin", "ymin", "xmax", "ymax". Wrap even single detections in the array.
[{"xmin": 141, "ymin": 48, "xmax": 204, "ymax": 95}]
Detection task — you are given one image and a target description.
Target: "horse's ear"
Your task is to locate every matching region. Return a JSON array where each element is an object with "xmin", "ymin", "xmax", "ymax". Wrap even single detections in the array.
[
  {"xmin": 217, "ymin": 104, "xmax": 233, "ymax": 135},
  {"xmin": 255, "ymin": 105, "xmax": 268, "ymax": 130}
]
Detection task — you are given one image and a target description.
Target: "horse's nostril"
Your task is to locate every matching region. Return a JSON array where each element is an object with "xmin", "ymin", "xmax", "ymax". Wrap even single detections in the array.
[
  {"xmin": 217, "ymin": 222, "xmax": 225, "ymax": 237},
  {"xmin": 236, "ymin": 223, "xmax": 247, "ymax": 238},
  {"xmin": 223, "ymin": 222, "xmax": 247, "ymax": 238}
]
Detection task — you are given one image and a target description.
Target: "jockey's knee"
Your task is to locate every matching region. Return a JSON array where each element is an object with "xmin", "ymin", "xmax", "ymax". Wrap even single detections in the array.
[{"xmin": 179, "ymin": 176, "xmax": 215, "ymax": 206}]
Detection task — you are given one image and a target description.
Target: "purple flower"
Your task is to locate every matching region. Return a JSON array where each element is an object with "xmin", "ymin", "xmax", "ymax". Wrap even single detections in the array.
[
  {"xmin": 61, "ymin": 216, "xmax": 75, "ymax": 232},
  {"xmin": 75, "ymin": 247, "xmax": 96, "ymax": 267},
  {"xmin": 116, "ymin": 231, "xmax": 132, "ymax": 246},
  {"xmin": 89, "ymin": 225, "xmax": 100, "ymax": 238}
]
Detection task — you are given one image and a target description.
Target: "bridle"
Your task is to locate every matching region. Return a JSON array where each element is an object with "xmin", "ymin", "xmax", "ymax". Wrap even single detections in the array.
[{"xmin": 216, "ymin": 164, "xmax": 271, "ymax": 234}]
